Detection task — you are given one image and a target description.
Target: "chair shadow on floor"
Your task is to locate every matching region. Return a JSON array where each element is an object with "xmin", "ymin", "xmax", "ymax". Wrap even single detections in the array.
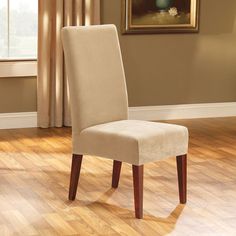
[{"xmin": 65, "ymin": 188, "xmax": 185, "ymax": 235}]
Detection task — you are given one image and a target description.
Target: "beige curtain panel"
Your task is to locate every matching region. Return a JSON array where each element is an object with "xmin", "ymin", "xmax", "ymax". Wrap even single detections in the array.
[{"xmin": 37, "ymin": 0, "xmax": 100, "ymax": 128}]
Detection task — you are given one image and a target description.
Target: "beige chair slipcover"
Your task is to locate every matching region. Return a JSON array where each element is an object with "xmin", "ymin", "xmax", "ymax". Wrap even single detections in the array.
[{"xmin": 61, "ymin": 24, "xmax": 188, "ymax": 166}]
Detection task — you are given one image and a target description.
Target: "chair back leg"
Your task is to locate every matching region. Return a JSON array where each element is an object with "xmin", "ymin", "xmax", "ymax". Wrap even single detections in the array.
[
  {"xmin": 176, "ymin": 154, "xmax": 187, "ymax": 204},
  {"xmin": 112, "ymin": 160, "xmax": 122, "ymax": 188},
  {"xmin": 69, "ymin": 154, "xmax": 83, "ymax": 200},
  {"xmin": 132, "ymin": 165, "xmax": 144, "ymax": 219}
]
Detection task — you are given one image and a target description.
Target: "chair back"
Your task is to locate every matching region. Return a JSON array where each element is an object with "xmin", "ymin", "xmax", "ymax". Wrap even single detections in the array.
[{"xmin": 62, "ymin": 25, "xmax": 128, "ymax": 133}]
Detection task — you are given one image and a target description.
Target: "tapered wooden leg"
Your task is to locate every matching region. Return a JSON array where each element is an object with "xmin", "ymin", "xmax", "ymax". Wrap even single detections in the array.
[
  {"xmin": 112, "ymin": 160, "xmax": 122, "ymax": 188},
  {"xmin": 69, "ymin": 154, "xmax": 83, "ymax": 200},
  {"xmin": 132, "ymin": 165, "xmax": 144, "ymax": 219},
  {"xmin": 176, "ymin": 154, "xmax": 187, "ymax": 204}
]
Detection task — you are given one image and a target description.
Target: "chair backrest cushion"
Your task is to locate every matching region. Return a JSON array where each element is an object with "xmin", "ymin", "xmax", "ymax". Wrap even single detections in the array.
[{"xmin": 62, "ymin": 25, "xmax": 128, "ymax": 133}]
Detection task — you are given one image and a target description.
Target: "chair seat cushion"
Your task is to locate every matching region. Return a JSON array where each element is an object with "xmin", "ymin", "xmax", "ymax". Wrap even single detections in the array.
[{"xmin": 74, "ymin": 120, "xmax": 188, "ymax": 165}]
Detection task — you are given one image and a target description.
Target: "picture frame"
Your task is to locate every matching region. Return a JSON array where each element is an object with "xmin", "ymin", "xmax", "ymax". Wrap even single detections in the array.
[{"xmin": 122, "ymin": 0, "xmax": 200, "ymax": 34}]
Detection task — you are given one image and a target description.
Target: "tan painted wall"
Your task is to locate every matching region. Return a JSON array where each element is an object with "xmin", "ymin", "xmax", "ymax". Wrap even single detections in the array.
[
  {"xmin": 0, "ymin": 77, "xmax": 37, "ymax": 113},
  {"xmin": 101, "ymin": 0, "xmax": 236, "ymax": 106},
  {"xmin": 1, "ymin": 0, "xmax": 236, "ymax": 113}
]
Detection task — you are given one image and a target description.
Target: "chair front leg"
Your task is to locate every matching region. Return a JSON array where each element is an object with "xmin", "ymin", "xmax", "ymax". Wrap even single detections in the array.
[
  {"xmin": 132, "ymin": 165, "xmax": 144, "ymax": 219},
  {"xmin": 176, "ymin": 154, "xmax": 187, "ymax": 204},
  {"xmin": 112, "ymin": 160, "xmax": 122, "ymax": 188},
  {"xmin": 69, "ymin": 154, "xmax": 83, "ymax": 200}
]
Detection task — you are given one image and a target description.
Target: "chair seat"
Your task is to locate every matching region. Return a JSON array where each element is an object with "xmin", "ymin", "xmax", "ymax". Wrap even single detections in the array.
[{"xmin": 75, "ymin": 120, "xmax": 188, "ymax": 165}]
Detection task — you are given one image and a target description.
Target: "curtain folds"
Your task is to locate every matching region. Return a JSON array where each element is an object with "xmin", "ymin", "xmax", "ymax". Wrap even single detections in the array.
[{"xmin": 37, "ymin": 0, "xmax": 100, "ymax": 128}]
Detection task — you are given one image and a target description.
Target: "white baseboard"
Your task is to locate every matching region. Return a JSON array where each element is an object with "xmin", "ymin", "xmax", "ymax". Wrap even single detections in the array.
[
  {"xmin": 0, "ymin": 102, "xmax": 236, "ymax": 129},
  {"xmin": 0, "ymin": 112, "xmax": 37, "ymax": 129},
  {"xmin": 128, "ymin": 102, "xmax": 236, "ymax": 121}
]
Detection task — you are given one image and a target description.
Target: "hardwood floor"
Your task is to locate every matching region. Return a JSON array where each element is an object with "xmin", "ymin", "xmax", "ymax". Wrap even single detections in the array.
[{"xmin": 0, "ymin": 117, "xmax": 236, "ymax": 235}]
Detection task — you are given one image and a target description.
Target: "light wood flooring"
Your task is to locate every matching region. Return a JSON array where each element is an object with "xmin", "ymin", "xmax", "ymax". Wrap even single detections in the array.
[{"xmin": 0, "ymin": 118, "xmax": 236, "ymax": 235}]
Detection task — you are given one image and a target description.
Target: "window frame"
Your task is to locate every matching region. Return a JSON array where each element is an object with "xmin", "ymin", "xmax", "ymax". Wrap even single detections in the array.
[
  {"xmin": 0, "ymin": 0, "xmax": 37, "ymax": 78},
  {"xmin": 0, "ymin": 60, "xmax": 37, "ymax": 78}
]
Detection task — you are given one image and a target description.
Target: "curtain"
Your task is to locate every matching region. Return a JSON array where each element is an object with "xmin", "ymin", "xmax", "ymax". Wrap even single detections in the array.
[{"xmin": 37, "ymin": 0, "xmax": 100, "ymax": 128}]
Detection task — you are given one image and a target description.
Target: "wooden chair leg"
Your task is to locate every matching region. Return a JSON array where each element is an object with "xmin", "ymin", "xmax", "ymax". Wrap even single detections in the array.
[
  {"xmin": 112, "ymin": 160, "xmax": 122, "ymax": 188},
  {"xmin": 176, "ymin": 154, "xmax": 187, "ymax": 204},
  {"xmin": 132, "ymin": 165, "xmax": 144, "ymax": 219},
  {"xmin": 69, "ymin": 154, "xmax": 83, "ymax": 200}
]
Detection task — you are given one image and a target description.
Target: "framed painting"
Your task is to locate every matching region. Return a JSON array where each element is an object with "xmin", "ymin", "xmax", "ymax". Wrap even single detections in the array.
[{"xmin": 122, "ymin": 0, "xmax": 200, "ymax": 34}]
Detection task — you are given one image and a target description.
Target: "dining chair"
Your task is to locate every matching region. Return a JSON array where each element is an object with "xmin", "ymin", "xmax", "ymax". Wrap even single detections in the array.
[{"xmin": 61, "ymin": 24, "xmax": 188, "ymax": 219}]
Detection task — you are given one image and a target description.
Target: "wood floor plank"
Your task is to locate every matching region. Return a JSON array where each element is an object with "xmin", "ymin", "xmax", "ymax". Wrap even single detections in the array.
[{"xmin": 43, "ymin": 213, "xmax": 77, "ymax": 235}]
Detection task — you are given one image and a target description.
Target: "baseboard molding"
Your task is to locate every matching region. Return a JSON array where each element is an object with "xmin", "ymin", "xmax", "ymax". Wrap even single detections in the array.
[
  {"xmin": 128, "ymin": 102, "xmax": 236, "ymax": 121},
  {"xmin": 0, "ymin": 112, "xmax": 37, "ymax": 129},
  {"xmin": 0, "ymin": 103, "xmax": 236, "ymax": 129}
]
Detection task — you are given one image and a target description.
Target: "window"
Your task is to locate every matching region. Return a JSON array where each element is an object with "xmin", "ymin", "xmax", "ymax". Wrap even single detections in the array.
[{"xmin": 0, "ymin": 0, "xmax": 38, "ymax": 60}]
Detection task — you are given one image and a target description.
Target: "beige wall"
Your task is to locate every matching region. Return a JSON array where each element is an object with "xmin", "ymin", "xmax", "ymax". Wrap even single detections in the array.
[
  {"xmin": 101, "ymin": 0, "xmax": 236, "ymax": 106},
  {"xmin": 1, "ymin": 0, "xmax": 236, "ymax": 113},
  {"xmin": 0, "ymin": 77, "xmax": 37, "ymax": 113}
]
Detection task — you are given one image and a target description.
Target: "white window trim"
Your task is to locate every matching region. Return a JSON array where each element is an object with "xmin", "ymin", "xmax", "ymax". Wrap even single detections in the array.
[
  {"xmin": 0, "ymin": 60, "xmax": 37, "ymax": 78},
  {"xmin": 0, "ymin": 0, "xmax": 38, "ymax": 77}
]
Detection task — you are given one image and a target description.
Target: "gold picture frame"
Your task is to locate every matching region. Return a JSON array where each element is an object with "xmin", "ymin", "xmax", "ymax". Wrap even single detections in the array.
[{"xmin": 122, "ymin": 0, "xmax": 200, "ymax": 34}]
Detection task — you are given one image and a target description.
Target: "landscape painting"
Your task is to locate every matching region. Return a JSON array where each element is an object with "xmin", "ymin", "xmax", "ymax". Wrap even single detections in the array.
[{"xmin": 122, "ymin": 0, "xmax": 199, "ymax": 34}]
